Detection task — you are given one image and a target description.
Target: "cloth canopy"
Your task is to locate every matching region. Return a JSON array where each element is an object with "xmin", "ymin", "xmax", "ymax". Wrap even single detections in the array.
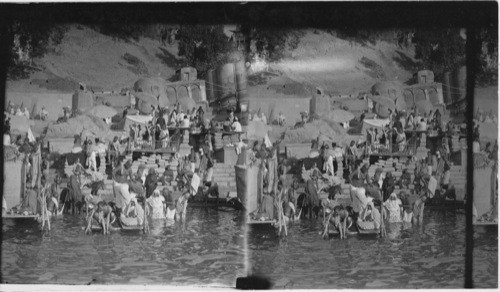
[
  {"xmin": 86, "ymin": 105, "xmax": 118, "ymax": 119},
  {"xmin": 9, "ymin": 115, "xmax": 31, "ymax": 134},
  {"xmin": 123, "ymin": 114, "xmax": 153, "ymax": 130},
  {"xmin": 362, "ymin": 118, "xmax": 391, "ymax": 134}
]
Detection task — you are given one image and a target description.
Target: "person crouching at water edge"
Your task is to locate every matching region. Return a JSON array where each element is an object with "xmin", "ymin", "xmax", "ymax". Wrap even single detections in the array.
[
  {"xmin": 86, "ymin": 201, "xmax": 117, "ymax": 234},
  {"xmin": 112, "ymin": 159, "xmax": 134, "ymax": 214},
  {"xmin": 360, "ymin": 201, "xmax": 381, "ymax": 229},
  {"xmin": 122, "ymin": 198, "xmax": 144, "ymax": 226}
]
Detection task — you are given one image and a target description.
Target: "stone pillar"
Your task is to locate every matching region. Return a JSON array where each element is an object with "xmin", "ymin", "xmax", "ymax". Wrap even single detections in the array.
[
  {"xmin": 199, "ymin": 81, "xmax": 207, "ymax": 102},
  {"xmin": 187, "ymin": 84, "xmax": 193, "ymax": 100}
]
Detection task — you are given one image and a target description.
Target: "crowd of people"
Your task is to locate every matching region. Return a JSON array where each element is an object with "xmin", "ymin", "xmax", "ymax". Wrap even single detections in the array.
[
  {"xmin": 126, "ymin": 104, "xmax": 207, "ymax": 151},
  {"xmin": 474, "ymin": 108, "xmax": 498, "ymax": 125},
  {"xmin": 364, "ymin": 106, "xmax": 466, "ymax": 155}
]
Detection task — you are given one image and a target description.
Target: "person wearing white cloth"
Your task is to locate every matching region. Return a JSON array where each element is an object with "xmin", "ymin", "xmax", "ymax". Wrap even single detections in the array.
[
  {"xmin": 472, "ymin": 137, "xmax": 481, "ymax": 153},
  {"xmin": 86, "ymin": 140, "xmax": 97, "ymax": 171},
  {"xmin": 181, "ymin": 115, "xmax": 190, "ymax": 128},
  {"xmin": 350, "ymin": 186, "xmax": 368, "ymax": 216},
  {"xmin": 383, "ymin": 192, "xmax": 403, "ymax": 223},
  {"xmin": 23, "ymin": 107, "xmax": 30, "ymax": 119},
  {"xmin": 232, "ymin": 116, "xmax": 242, "ymax": 132},
  {"xmin": 322, "ymin": 145, "xmax": 334, "ymax": 176},
  {"xmin": 235, "ymin": 137, "xmax": 247, "ymax": 155},
  {"xmin": 147, "ymin": 189, "xmax": 166, "ymax": 219},
  {"xmin": 3, "ymin": 129, "xmax": 11, "ymax": 146},
  {"xmin": 260, "ymin": 112, "xmax": 267, "ymax": 125}
]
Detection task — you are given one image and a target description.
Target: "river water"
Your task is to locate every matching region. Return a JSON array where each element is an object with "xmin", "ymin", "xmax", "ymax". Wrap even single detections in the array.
[
  {"xmin": 249, "ymin": 209, "xmax": 498, "ymax": 289},
  {"xmin": 1, "ymin": 207, "xmax": 245, "ymax": 287}
]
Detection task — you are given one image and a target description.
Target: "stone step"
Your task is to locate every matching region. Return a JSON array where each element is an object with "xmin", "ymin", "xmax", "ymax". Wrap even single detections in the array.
[
  {"xmin": 218, "ymin": 186, "xmax": 237, "ymax": 196},
  {"xmin": 213, "ymin": 173, "xmax": 235, "ymax": 178},
  {"xmin": 213, "ymin": 175, "xmax": 236, "ymax": 182}
]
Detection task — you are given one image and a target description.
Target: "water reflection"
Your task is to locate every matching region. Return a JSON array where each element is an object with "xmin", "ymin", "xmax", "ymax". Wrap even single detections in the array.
[
  {"xmin": 249, "ymin": 209, "xmax": 497, "ymax": 289},
  {"xmin": 2, "ymin": 208, "xmax": 245, "ymax": 286}
]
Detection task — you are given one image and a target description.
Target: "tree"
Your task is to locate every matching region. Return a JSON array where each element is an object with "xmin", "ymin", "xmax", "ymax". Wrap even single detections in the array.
[
  {"xmin": 7, "ymin": 21, "xmax": 67, "ymax": 79},
  {"xmin": 176, "ymin": 25, "xmax": 232, "ymax": 77},
  {"xmin": 240, "ymin": 26, "xmax": 303, "ymax": 63},
  {"xmin": 412, "ymin": 28, "xmax": 466, "ymax": 81},
  {"xmin": 477, "ymin": 27, "xmax": 498, "ymax": 86}
]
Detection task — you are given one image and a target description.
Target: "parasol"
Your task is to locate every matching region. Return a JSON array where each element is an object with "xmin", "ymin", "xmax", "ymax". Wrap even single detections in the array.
[
  {"xmin": 395, "ymin": 97, "xmax": 407, "ymax": 111},
  {"xmin": 86, "ymin": 105, "xmax": 118, "ymax": 119},
  {"xmin": 309, "ymin": 150, "xmax": 320, "ymax": 158},
  {"xmin": 369, "ymin": 95, "xmax": 396, "ymax": 109},
  {"xmin": 374, "ymin": 103, "xmax": 391, "ymax": 118},
  {"xmin": 415, "ymin": 100, "xmax": 433, "ymax": 115},
  {"xmin": 178, "ymin": 96, "xmax": 196, "ymax": 114},
  {"xmin": 322, "ymin": 109, "xmax": 355, "ymax": 123},
  {"xmin": 134, "ymin": 92, "xmax": 159, "ymax": 106}
]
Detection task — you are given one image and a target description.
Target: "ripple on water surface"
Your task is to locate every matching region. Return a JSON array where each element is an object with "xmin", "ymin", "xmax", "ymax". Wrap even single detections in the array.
[
  {"xmin": 249, "ymin": 209, "xmax": 497, "ymax": 289},
  {"xmin": 2, "ymin": 208, "xmax": 245, "ymax": 286}
]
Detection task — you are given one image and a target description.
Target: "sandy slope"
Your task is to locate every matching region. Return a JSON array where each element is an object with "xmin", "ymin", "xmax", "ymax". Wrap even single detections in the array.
[
  {"xmin": 8, "ymin": 27, "xmax": 415, "ymax": 97},
  {"xmin": 474, "ymin": 86, "xmax": 498, "ymax": 142},
  {"xmin": 270, "ymin": 30, "xmax": 415, "ymax": 95},
  {"xmin": 8, "ymin": 25, "xmax": 180, "ymax": 92},
  {"xmin": 474, "ymin": 86, "xmax": 498, "ymax": 115}
]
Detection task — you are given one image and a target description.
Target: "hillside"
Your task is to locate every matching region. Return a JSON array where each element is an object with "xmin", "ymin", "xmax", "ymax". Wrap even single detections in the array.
[
  {"xmin": 7, "ymin": 25, "xmax": 181, "ymax": 93},
  {"xmin": 7, "ymin": 26, "xmax": 417, "ymax": 97},
  {"xmin": 248, "ymin": 30, "xmax": 417, "ymax": 100}
]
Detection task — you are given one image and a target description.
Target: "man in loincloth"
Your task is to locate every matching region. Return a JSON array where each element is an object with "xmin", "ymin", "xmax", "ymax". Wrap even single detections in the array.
[
  {"xmin": 176, "ymin": 187, "xmax": 195, "ymax": 222},
  {"xmin": 68, "ymin": 165, "xmax": 84, "ymax": 214}
]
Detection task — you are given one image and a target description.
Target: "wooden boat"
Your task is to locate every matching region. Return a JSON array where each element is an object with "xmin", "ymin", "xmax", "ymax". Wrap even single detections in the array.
[
  {"xmin": 118, "ymin": 216, "xmax": 145, "ymax": 231},
  {"xmin": 90, "ymin": 223, "xmax": 121, "ymax": 232},
  {"xmin": 325, "ymin": 221, "xmax": 380, "ymax": 237},
  {"xmin": 2, "ymin": 213, "xmax": 39, "ymax": 220},
  {"xmin": 247, "ymin": 217, "xmax": 276, "ymax": 226}
]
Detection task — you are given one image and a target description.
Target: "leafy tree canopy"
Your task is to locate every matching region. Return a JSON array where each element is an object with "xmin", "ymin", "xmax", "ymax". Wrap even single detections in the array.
[
  {"xmin": 240, "ymin": 26, "xmax": 303, "ymax": 62},
  {"xmin": 176, "ymin": 25, "xmax": 232, "ymax": 77},
  {"xmin": 412, "ymin": 28, "xmax": 466, "ymax": 81}
]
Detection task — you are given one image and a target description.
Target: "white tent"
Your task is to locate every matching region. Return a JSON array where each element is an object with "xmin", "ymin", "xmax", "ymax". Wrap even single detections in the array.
[
  {"xmin": 362, "ymin": 118, "xmax": 391, "ymax": 134},
  {"xmin": 122, "ymin": 114, "xmax": 153, "ymax": 130},
  {"xmin": 9, "ymin": 115, "xmax": 31, "ymax": 134}
]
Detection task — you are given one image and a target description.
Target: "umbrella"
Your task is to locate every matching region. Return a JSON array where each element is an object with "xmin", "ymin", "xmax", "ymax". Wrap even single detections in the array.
[
  {"xmin": 86, "ymin": 105, "xmax": 118, "ymax": 119},
  {"xmin": 395, "ymin": 97, "xmax": 407, "ymax": 111},
  {"xmin": 375, "ymin": 103, "xmax": 391, "ymax": 118},
  {"xmin": 178, "ymin": 96, "xmax": 196, "ymax": 114},
  {"xmin": 415, "ymin": 100, "xmax": 433, "ymax": 115},
  {"xmin": 322, "ymin": 109, "xmax": 355, "ymax": 123},
  {"xmin": 134, "ymin": 92, "xmax": 159, "ymax": 106},
  {"xmin": 369, "ymin": 95, "xmax": 396, "ymax": 109}
]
